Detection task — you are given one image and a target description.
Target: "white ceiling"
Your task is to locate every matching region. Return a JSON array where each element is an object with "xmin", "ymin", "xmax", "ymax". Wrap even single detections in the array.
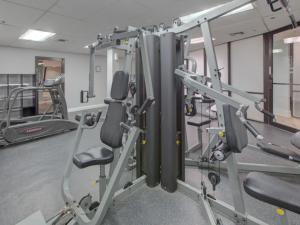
[{"xmin": 0, "ymin": 0, "xmax": 299, "ymax": 54}]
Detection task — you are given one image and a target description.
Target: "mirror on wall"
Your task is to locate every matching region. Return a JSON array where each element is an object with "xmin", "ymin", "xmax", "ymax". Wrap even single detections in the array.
[{"xmin": 35, "ymin": 57, "xmax": 65, "ymax": 115}]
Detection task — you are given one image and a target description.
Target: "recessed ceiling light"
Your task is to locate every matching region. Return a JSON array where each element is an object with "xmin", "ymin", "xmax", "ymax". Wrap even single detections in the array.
[
  {"xmin": 84, "ymin": 45, "xmax": 89, "ymax": 49},
  {"xmin": 272, "ymin": 49, "xmax": 283, "ymax": 54},
  {"xmin": 19, "ymin": 29, "xmax": 56, "ymax": 42},
  {"xmin": 180, "ymin": 3, "xmax": 253, "ymax": 23},
  {"xmin": 57, "ymin": 39, "xmax": 68, "ymax": 42},
  {"xmin": 190, "ymin": 37, "xmax": 216, "ymax": 44},
  {"xmin": 284, "ymin": 36, "xmax": 300, "ymax": 44},
  {"xmin": 229, "ymin": 31, "xmax": 245, "ymax": 36}
]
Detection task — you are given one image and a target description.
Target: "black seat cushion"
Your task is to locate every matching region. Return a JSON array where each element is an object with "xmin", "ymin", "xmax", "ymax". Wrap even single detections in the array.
[
  {"xmin": 244, "ymin": 172, "xmax": 300, "ymax": 214},
  {"xmin": 291, "ymin": 131, "xmax": 300, "ymax": 149},
  {"xmin": 111, "ymin": 71, "xmax": 129, "ymax": 100},
  {"xmin": 257, "ymin": 142, "xmax": 300, "ymax": 163},
  {"xmin": 100, "ymin": 102, "xmax": 127, "ymax": 148},
  {"xmin": 73, "ymin": 147, "xmax": 114, "ymax": 169}
]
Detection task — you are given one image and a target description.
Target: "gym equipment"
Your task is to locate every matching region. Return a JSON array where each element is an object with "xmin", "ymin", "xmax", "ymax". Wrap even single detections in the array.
[
  {"xmin": 0, "ymin": 75, "xmax": 77, "ymax": 147},
  {"xmin": 15, "ymin": 0, "xmax": 298, "ymax": 224},
  {"xmin": 185, "ymin": 119, "xmax": 211, "ymax": 167},
  {"xmin": 17, "ymin": 26, "xmax": 156, "ymax": 225},
  {"xmin": 48, "ymin": 71, "xmax": 143, "ymax": 225},
  {"xmin": 156, "ymin": 0, "xmax": 299, "ymax": 224}
]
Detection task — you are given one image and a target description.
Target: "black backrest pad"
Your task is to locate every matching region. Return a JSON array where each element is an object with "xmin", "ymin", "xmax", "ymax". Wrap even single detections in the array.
[
  {"xmin": 100, "ymin": 102, "xmax": 127, "ymax": 148},
  {"xmin": 111, "ymin": 71, "xmax": 129, "ymax": 100},
  {"xmin": 223, "ymin": 104, "xmax": 248, "ymax": 153}
]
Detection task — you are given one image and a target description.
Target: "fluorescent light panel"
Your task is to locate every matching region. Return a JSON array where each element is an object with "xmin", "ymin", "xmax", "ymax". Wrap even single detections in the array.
[
  {"xmin": 272, "ymin": 49, "xmax": 283, "ymax": 54},
  {"xmin": 284, "ymin": 36, "xmax": 300, "ymax": 44},
  {"xmin": 190, "ymin": 37, "xmax": 215, "ymax": 44},
  {"xmin": 180, "ymin": 3, "xmax": 253, "ymax": 23},
  {"xmin": 19, "ymin": 29, "xmax": 56, "ymax": 42}
]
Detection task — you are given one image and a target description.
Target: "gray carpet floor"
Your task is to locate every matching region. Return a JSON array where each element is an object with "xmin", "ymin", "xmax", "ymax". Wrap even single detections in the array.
[{"xmin": 0, "ymin": 111, "xmax": 300, "ymax": 225}]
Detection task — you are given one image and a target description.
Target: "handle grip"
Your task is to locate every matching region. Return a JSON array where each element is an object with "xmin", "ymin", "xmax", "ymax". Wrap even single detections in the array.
[
  {"xmin": 95, "ymin": 111, "xmax": 102, "ymax": 123},
  {"xmin": 120, "ymin": 122, "xmax": 131, "ymax": 131},
  {"xmin": 261, "ymin": 109, "xmax": 275, "ymax": 120},
  {"xmin": 137, "ymin": 98, "xmax": 155, "ymax": 115},
  {"xmin": 75, "ymin": 114, "xmax": 82, "ymax": 122},
  {"xmin": 244, "ymin": 121, "xmax": 263, "ymax": 140}
]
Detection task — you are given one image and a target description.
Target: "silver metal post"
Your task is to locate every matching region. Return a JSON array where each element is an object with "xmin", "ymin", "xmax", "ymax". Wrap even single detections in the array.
[
  {"xmin": 99, "ymin": 165, "xmax": 106, "ymax": 202},
  {"xmin": 88, "ymin": 47, "xmax": 95, "ymax": 98}
]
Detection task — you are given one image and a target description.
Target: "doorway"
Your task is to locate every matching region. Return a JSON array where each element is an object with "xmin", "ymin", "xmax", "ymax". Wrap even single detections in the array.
[{"xmin": 265, "ymin": 26, "xmax": 300, "ymax": 131}]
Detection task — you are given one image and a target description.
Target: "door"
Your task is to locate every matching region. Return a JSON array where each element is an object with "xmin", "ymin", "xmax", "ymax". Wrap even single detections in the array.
[{"xmin": 271, "ymin": 27, "xmax": 300, "ymax": 130}]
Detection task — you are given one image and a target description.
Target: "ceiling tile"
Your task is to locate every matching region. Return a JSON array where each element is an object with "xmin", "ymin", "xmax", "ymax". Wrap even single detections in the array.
[
  {"xmin": 3, "ymin": 0, "xmax": 57, "ymax": 10},
  {"xmin": 32, "ymin": 12, "xmax": 102, "ymax": 38},
  {"xmin": 0, "ymin": 1, "xmax": 44, "ymax": 27},
  {"xmin": 212, "ymin": 18, "xmax": 268, "ymax": 44},
  {"xmin": 263, "ymin": 13, "xmax": 296, "ymax": 31},
  {"xmin": 0, "ymin": 24, "xmax": 23, "ymax": 45}
]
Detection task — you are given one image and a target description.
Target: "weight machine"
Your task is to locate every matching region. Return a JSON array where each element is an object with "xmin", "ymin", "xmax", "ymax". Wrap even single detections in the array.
[{"xmin": 15, "ymin": 0, "xmax": 299, "ymax": 224}]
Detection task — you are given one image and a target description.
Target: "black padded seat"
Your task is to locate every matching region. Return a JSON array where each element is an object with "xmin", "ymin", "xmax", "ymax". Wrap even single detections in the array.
[
  {"xmin": 291, "ymin": 131, "xmax": 300, "ymax": 149},
  {"xmin": 187, "ymin": 120, "xmax": 211, "ymax": 127},
  {"xmin": 244, "ymin": 172, "xmax": 300, "ymax": 214},
  {"xmin": 257, "ymin": 142, "xmax": 300, "ymax": 163},
  {"xmin": 73, "ymin": 147, "xmax": 114, "ymax": 169}
]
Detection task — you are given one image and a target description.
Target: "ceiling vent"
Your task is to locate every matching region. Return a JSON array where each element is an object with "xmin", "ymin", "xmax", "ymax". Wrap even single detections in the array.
[
  {"xmin": 229, "ymin": 31, "xmax": 245, "ymax": 36},
  {"xmin": 57, "ymin": 39, "xmax": 68, "ymax": 42}
]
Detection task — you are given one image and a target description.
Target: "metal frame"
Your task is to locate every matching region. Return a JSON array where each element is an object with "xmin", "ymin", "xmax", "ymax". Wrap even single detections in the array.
[
  {"xmin": 46, "ymin": 27, "xmax": 157, "ymax": 225},
  {"xmin": 55, "ymin": 112, "xmax": 143, "ymax": 225},
  {"xmin": 163, "ymin": 0, "xmax": 297, "ymax": 224},
  {"xmin": 14, "ymin": 1, "xmax": 298, "ymax": 225}
]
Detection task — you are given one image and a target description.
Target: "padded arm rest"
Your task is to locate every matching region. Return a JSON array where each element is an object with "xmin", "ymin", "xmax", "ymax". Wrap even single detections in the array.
[
  {"xmin": 187, "ymin": 120, "xmax": 211, "ymax": 127},
  {"xmin": 257, "ymin": 142, "xmax": 300, "ymax": 163},
  {"xmin": 244, "ymin": 172, "xmax": 300, "ymax": 214}
]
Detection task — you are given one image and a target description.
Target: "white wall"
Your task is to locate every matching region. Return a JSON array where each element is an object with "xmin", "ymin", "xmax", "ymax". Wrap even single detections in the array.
[
  {"xmin": 206, "ymin": 44, "xmax": 229, "ymax": 84},
  {"xmin": 231, "ymin": 35, "xmax": 264, "ymax": 121},
  {"xmin": 0, "ymin": 46, "xmax": 107, "ymax": 111},
  {"xmin": 189, "ymin": 49, "xmax": 205, "ymax": 75},
  {"xmin": 188, "ymin": 36, "xmax": 265, "ymax": 121}
]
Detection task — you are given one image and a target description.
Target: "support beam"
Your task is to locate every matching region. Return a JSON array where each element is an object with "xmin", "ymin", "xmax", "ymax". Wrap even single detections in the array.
[{"xmin": 106, "ymin": 48, "xmax": 114, "ymax": 97}]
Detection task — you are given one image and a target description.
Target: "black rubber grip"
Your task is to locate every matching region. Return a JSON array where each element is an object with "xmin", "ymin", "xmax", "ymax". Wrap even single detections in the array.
[
  {"xmin": 261, "ymin": 110, "xmax": 275, "ymax": 119},
  {"xmin": 75, "ymin": 114, "xmax": 82, "ymax": 122},
  {"xmin": 244, "ymin": 121, "xmax": 261, "ymax": 138},
  {"xmin": 95, "ymin": 111, "xmax": 102, "ymax": 123}
]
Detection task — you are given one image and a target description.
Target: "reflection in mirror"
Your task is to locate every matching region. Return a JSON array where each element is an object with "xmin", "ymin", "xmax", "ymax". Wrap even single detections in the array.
[{"xmin": 35, "ymin": 57, "xmax": 65, "ymax": 115}]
